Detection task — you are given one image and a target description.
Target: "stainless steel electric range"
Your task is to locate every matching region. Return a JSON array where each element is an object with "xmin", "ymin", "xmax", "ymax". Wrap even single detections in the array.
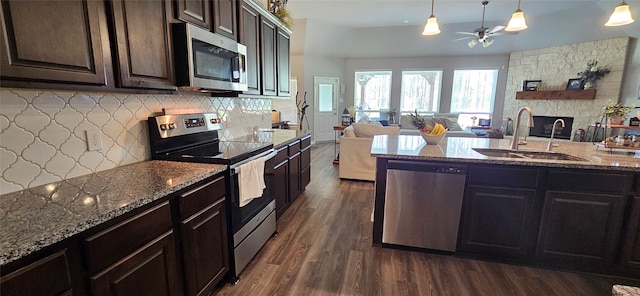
[{"xmin": 148, "ymin": 112, "xmax": 276, "ymax": 284}]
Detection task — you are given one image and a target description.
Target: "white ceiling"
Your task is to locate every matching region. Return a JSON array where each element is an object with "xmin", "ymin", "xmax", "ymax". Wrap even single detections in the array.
[{"xmin": 287, "ymin": 0, "xmax": 635, "ymax": 29}]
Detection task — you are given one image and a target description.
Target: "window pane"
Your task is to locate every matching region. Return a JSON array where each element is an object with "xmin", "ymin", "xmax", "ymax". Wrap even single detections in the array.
[
  {"xmin": 354, "ymin": 71, "xmax": 392, "ymax": 119},
  {"xmin": 318, "ymin": 83, "xmax": 333, "ymax": 112},
  {"xmin": 400, "ymin": 70, "xmax": 442, "ymax": 113},
  {"xmin": 451, "ymin": 69, "xmax": 498, "ymax": 114}
]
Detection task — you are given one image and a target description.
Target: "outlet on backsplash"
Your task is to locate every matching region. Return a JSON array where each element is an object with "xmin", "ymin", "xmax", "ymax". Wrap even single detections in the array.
[{"xmin": 85, "ymin": 129, "xmax": 102, "ymax": 151}]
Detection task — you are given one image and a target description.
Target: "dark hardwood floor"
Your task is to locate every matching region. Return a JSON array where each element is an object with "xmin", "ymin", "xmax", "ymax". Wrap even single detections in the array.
[{"xmin": 216, "ymin": 142, "xmax": 640, "ymax": 296}]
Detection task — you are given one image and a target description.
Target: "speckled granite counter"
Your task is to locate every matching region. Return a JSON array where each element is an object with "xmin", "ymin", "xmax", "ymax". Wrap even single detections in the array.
[
  {"xmin": 0, "ymin": 160, "xmax": 226, "ymax": 266},
  {"xmin": 371, "ymin": 135, "xmax": 640, "ymax": 171}
]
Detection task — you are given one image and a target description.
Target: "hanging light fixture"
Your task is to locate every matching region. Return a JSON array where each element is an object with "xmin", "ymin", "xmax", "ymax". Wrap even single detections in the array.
[
  {"xmin": 605, "ymin": 0, "xmax": 635, "ymax": 26},
  {"xmin": 422, "ymin": 0, "xmax": 441, "ymax": 35},
  {"xmin": 483, "ymin": 38, "xmax": 494, "ymax": 47},
  {"xmin": 468, "ymin": 39, "xmax": 478, "ymax": 48},
  {"xmin": 505, "ymin": 0, "xmax": 527, "ymax": 31}
]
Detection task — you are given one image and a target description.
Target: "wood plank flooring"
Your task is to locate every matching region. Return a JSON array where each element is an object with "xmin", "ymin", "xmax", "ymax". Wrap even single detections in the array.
[{"xmin": 215, "ymin": 142, "xmax": 640, "ymax": 296}]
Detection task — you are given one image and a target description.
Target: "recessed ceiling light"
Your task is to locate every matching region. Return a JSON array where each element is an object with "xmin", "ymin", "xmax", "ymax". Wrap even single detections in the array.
[{"xmin": 403, "ymin": 20, "xmax": 409, "ymax": 23}]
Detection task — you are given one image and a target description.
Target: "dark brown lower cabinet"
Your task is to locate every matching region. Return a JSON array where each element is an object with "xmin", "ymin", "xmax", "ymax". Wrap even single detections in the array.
[
  {"xmin": 289, "ymin": 152, "xmax": 301, "ymax": 202},
  {"xmin": 1, "ymin": 250, "xmax": 74, "ymax": 296},
  {"xmin": 536, "ymin": 191, "xmax": 626, "ymax": 268},
  {"xmin": 91, "ymin": 231, "xmax": 181, "ymax": 296},
  {"xmin": 301, "ymin": 146, "xmax": 311, "ymax": 190},
  {"xmin": 180, "ymin": 198, "xmax": 228, "ymax": 296},
  {"xmin": 273, "ymin": 159, "xmax": 290, "ymax": 218},
  {"xmin": 620, "ymin": 196, "xmax": 640, "ymax": 276},
  {"xmin": 458, "ymin": 186, "xmax": 536, "ymax": 258}
]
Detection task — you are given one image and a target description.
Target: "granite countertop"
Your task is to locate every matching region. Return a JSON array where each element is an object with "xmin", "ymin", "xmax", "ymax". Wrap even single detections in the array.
[
  {"xmin": 0, "ymin": 160, "xmax": 227, "ymax": 266},
  {"xmin": 232, "ymin": 129, "xmax": 312, "ymax": 148},
  {"xmin": 371, "ymin": 135, "xmax": 640, "ymax": 171}
]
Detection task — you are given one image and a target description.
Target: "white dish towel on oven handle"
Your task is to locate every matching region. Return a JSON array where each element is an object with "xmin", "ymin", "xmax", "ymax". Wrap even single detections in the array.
[{"xmin": 237, "ymin": 156, "xmax": 266, "ymax": 207}]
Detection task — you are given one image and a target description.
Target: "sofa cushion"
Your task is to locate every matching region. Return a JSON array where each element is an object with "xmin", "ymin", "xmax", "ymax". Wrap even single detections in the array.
[
  {"xmin": 352, "ymin": 123, "xmax": 400, "ymax": 138},
  {"xmin": 343, "ymin": 125, "xmax": 357, "ymax": 137}
]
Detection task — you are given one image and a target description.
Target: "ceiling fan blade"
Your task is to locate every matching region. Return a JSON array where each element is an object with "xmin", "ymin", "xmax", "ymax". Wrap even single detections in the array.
[
  {"xmin": 488, "ymin": 25, "xmax": 505, "ymax": 34},
  {"xmin": 454, "ymin": 36, "xmax": 476, "ymax": 41},
  {"xmin": 455, "ymin": 32, "xmax": 477, "ymax": 35}
]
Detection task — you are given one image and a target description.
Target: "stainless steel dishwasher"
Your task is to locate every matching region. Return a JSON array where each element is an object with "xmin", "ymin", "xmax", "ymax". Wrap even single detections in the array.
[{"xmin": 382, "ymin": 160, "xmax": 467, "ymax": 252}]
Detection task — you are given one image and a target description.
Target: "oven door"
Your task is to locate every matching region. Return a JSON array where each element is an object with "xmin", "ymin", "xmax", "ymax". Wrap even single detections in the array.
[{"xmin": 229, "ymin": 150, "xmax": 276, "ymax": 234}]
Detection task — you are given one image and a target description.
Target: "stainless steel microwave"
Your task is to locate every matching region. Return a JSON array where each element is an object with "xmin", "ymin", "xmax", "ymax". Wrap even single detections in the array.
[{"xmin": 173, "ymin": 23, "xmax": 247, "ymax": 92}]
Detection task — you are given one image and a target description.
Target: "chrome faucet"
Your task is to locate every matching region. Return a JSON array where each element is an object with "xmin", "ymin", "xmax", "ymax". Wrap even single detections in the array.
[
  {"xmin": 546, "ymin": 119, "xmax": 565, "ymax": 152},
  {"xmin": 510, "ymin": 107, "xmax": 534, "ymax": 151}
]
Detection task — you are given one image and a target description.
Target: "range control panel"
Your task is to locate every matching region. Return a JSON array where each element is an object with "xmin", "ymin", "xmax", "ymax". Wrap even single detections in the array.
[{"xmin": 149, "ymin": 113, "xmax": 222, "ymax": 138}]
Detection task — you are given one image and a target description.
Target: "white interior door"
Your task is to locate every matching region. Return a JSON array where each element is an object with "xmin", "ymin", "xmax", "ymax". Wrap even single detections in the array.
[{"xmin": 313, "ymin": 76, "xmax": 339, "ymax": 142}]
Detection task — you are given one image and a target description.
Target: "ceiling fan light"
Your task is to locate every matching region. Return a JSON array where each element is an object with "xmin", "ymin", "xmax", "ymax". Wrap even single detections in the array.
[
  {"xmin": 468, "ymin": 39, "xmax": 478, "ymax": 48},
  {"xmin": 483, "ymin": 38, "xmax": 494, "ymax": 47},
  {"xmin": 605, "ymin": 1, "xmax": 634, "ymax": 26},
  {"xmin": 422, "ymin": 15, "xmax": 441, "ymax": 35},
  {"xmin": 505, "ymin": 9, "xmax": 528, "ymax": 31}
]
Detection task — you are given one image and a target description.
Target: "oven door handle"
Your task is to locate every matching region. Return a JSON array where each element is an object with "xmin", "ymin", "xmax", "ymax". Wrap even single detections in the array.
[{"xmin": 230, "ymin": 149, "xmax": 276, "ymax": 173}]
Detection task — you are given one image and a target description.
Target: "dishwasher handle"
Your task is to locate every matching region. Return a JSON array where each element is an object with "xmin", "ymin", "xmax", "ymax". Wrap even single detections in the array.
[{"xmin": 386, "ymin": 160, "xmax": 466, "ymax": 175}]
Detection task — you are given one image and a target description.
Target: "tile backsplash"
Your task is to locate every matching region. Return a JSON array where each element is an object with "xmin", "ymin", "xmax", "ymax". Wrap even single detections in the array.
[{"xmin": 0, "ymin": 88, "xmax": 271, "ymax": 194}]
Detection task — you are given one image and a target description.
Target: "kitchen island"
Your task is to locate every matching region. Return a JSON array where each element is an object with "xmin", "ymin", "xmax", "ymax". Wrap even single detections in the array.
[{"xmin": 371, "ymin": 135, "xmax": 640, "ymax": 279}]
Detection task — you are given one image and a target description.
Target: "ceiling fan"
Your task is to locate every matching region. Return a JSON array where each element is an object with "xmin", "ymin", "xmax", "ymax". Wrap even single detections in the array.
[{"xmin": 456, "ymin": 1, "xmax": 508, "ymax": 48}]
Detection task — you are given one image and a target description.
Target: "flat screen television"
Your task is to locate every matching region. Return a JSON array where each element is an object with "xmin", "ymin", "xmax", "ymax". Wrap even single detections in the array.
[{"xmin": 529, "ymin": 116, "xmax": 573, "ymax": 140}]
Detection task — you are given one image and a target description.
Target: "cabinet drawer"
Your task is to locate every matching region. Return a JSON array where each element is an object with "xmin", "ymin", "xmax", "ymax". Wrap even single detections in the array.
[
  {"xmin": 301, "ymin": 146, "xmax": 311, "ymax": 169},
  {"xmin": 1, "ymin": 250, "xmax": 71, "ymax": 296},
  {"xmin": 300, "ymin": 135, "xmax": 311, "ymax": 150},
  {"xmin": 468, "ymin": 165, "xmax": 539, "ymax": 188},
  {"xmin": 288, "ymin": 140, "xmax": 301, "ymax": 156},
  {"xmin": 178, "ymin": 176, "xmax": 226, "ymax": 220},
  {"xmin": 272, "ymin": 146, "xmax": 288, "ymax": 167},
  {"xmin": 547, "ymin": 170, "xmax": 630, "ymax": 194},
  {"xmin": 85, "ymin": 202, "xmax": 172, "ymax": 273}
]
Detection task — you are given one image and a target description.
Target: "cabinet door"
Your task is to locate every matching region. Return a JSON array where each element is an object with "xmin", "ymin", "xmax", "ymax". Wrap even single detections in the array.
[
  {"xmin": 175, "ymin": 0, "xmax": 211, "ymax": 30},
  {"xmin": 212, "ymin": 0, "xmax": 237, "ymax": 40},
  {"xmin": 300, "ymin": 147, "xmax": 311, "ymax": 190},
  {"xmin": 621, "ymin": 196, "xmax": 640, "ymax": 275},
  {"xmin": 260, "ymin": 17, "xmax": 277, "ymax": 96},
  {"xmin": 180, "ymin": 198, "xmax": 228, "ymax": 296},
  {"xmin": 289, "ymin": 152, "xmax": 301, "ymax": 202},
  {"xmin": 91, "ymin": 231, "xmax": 181, "ymax": 296},
  {"xmin": 273, "ymin": 160, "xmax": 289, "ymax": 218},
  {"xmin": 0, "ymin": 0, "xmax": 107, "ymax": 85},
  {"xmin": 239, "ymin": 2, "xmax": 261, "ymax": 95},
  {"xmin": 458, "ymin": 186, "xmax": 536, "ymax": 258},
  {"xmin": 536, "ymin": 191, "xmax": 625, "ymax": 267},
  {"xmin": 276, "ymin": 29, "xmax": 290, "ymax": 97},
  {"xmin": 0, "ymin": 250, "xmax": 72, "ymax": 296},
  {"xmin": 109, "ymin": 0, "xmax": 175, "ymax": 90}
]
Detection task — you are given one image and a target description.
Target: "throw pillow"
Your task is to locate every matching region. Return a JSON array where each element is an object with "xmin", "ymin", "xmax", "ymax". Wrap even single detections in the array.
[
  {"xmin": 343, "ymin": 125, "xmax": 356, "ymax": 137},
  {"xmin": 443, "ymin": 118, "xmax": 463, "ymax": 131},
  {"xmin": 352, "ymin": 123, "xmax": 400, "ymax": 138}
]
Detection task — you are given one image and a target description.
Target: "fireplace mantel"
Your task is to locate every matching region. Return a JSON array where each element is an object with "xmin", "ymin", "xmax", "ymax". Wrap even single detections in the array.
[{"xmin": 515, "ymin": 89, "xmax": 596, "ymax": 100}]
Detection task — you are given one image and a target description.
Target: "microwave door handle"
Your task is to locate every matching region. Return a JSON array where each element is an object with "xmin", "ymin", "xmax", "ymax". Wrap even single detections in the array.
[{"xmin": 231, "ymin": 56, "xmax": 240, "ymax": 81}]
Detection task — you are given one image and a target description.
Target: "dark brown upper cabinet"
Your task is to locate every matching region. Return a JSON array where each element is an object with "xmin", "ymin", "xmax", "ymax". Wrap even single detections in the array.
[
  {"xmin": 175, "ymin": 0, "xmax": 211, "ymax": 30},
  {"xmin": 260, "ymin": 17, "xmax": 277, "ymax": 96},
  {"xmin": 213, "ymin": 0, "xmax": 237, "ymax": 40},
  {"xmin": 276, "ymin": 28, "xmax": 290, "ymax": 97},
  {"xmin": 108, "ymin": 0, "xmax": 176, "ymax": 90},
  {"xmin": 239, "ymin": 1, "xmax": 261, "ymax": 95},
  {"xmin": 0, "ymin": 0, "xmax": 108, "ymax": 85}
]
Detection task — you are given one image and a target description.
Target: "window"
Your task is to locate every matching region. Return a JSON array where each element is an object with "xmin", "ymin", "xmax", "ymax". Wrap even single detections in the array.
[
  {"xmin": 450, "ymin": 69, "xmax": 498, "ymax": 128},
  {"xmin": 354, "ymin": 71, "xmax": 392, "ymax": 120},
  {"xmin": 400, "ymin": 70, "xmax": 442, "ymax": 113}
]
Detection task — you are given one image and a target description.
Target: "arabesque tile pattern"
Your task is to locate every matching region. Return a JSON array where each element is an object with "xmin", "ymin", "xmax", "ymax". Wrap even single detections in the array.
[{"xmin": 0, "ymin": 88, "xmax": 270, "ymax": 194}]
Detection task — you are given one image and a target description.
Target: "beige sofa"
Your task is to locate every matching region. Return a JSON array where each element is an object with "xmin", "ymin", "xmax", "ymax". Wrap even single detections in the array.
[{"xmin": 339, "ymin": 123, "xmax": 400, "ymax": 181}]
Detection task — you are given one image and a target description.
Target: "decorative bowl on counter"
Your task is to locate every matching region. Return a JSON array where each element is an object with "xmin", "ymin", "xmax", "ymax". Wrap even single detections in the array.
[{"xmin": 420, "ymin": 130, "xmax": 447, "ymax": 145}]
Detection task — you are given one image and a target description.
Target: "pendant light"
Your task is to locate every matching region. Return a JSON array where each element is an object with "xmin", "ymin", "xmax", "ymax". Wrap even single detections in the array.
[
  {"xmin": 605, "ymin": 0, "xmax": 635, "ymax": 26},
  {"xmin": 505, "ymin": 0, "xmax": 527, "ymax": 31},
  {"xmin": 422, "ymin": 0, "xmax": 441, "ymax": 35}
]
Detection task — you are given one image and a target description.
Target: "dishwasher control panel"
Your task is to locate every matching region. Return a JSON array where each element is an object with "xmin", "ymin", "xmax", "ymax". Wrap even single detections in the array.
[{"xmin": 437, "ymin": 167, "xmax": 466, "ymax": 174}]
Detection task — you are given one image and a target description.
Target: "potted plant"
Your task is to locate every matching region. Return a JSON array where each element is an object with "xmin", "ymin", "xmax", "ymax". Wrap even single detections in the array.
[
  {"xmin": 577, "ymin": 60, "xmax": 610, "ymax": 89},
  {"xmin": 603, "ymin": 100, "xmax": 633, "ymax": 125}
]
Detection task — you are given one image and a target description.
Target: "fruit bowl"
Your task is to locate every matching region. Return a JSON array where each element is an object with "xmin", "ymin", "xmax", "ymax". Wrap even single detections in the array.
[{"xmin": 420, "ymin": 130, "xmax": 447, "ymax": 145}]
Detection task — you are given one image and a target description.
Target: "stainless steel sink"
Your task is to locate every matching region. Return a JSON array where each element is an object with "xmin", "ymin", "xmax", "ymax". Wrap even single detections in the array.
[{"xmin": 472, "ymin": 148, "xmax": 587, "ymax": 161}]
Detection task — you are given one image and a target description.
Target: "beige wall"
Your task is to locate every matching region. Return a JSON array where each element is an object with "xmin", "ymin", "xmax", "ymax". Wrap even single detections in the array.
[
  {"xmin": 0, "ymin": 88, "xmax": 271, "ymax": 195},
  {"xmin": 503, "ymin": 37, "xmax": 630, "ymax": 139}
]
